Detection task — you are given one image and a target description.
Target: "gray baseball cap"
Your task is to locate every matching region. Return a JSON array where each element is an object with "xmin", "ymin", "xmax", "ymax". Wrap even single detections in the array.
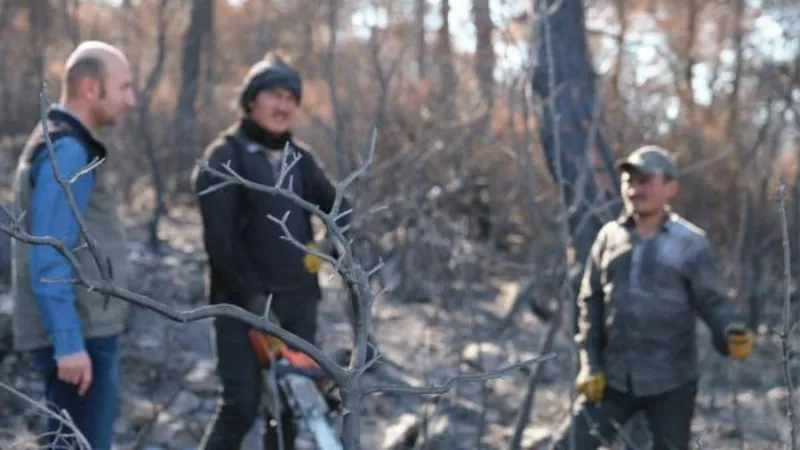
[{"xmin": 615, "ymin": 145, "xmax": 679, "ymax": 179}]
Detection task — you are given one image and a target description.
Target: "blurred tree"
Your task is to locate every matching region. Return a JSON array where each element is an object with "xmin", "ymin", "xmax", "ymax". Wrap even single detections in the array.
[{"xmin": 530, "ymin": 0, "xmax": 621, "ymax": 310}]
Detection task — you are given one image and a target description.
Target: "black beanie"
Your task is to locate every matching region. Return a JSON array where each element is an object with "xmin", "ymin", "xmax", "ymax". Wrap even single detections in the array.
[{"xmin": 238, "ymin": 56, "xmax": 302, "ymax": 112}]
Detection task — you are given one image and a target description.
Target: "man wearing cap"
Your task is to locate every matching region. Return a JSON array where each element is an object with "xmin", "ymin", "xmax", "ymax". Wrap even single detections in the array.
[
  {"xmin": 193, "ymin": 52, "xmax": 348, "ymax": 449},
  {"xmin": 550, "ymin": 145, "xmax": 754, "ymax": 449}
]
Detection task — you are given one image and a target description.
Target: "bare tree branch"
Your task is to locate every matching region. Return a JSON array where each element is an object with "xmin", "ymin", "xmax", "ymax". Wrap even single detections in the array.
[
  {"xmin": 195, "ymin": 124, "xmax": 551, "ymax": 447},
  {"xmin": 361, "ymin": 355, "xmax": 553, "ymax": 396},
  {"xmin": 0, "ymin": 199, "xmax": 350, "ymax": 383},
  {"xmin": 510, "ymin": 2, "xmax": 578, "ymax": 447},
  {"xmin": 0, "ymin": 380, "xmax": 91, "ymax": 449},
  {"xmin": 0, "ymin": 85, "xmax": 550, "ymax": 450},
  {"xmin": 776, "ymin": 182, "xmax": 799, "ymax": 449},
  {"xmin": 37, "ymin": 87, "xmax": 113, "ymax": 295}
]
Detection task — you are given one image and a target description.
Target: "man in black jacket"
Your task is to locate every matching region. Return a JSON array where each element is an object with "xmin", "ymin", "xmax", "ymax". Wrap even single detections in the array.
[{"xmin": 193, "ymin": 53, "xmax": 347, "ymax": 450}]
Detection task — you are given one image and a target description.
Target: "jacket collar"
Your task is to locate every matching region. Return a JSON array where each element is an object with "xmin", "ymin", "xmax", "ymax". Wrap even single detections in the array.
[
  {"xmin": 47, "ymin": 104, "xmax": 108, "ymax": 159},
  {"xmin": 617, "ymin": 205, "xmax": 675, "ymax": 233},
  {"xmin": 231, "ymin": 121, "xmax": 296, "ymax": 156}
]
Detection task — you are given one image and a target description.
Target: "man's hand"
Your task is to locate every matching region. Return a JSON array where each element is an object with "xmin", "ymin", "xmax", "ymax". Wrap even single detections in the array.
[
  {"xmin": 726, "ymin": 324, "xmax": 754, "ymax": 359},
  {"xmin": 303, "ymin": 242, "xmax": 324, "ymax": 273},
  {"xmin": 56, "ymin": 351, "xmax": 92, "ymax": 396},
  {"xmin": 576, "ymin": 371, "xmax": 605, "ymax": 403}
]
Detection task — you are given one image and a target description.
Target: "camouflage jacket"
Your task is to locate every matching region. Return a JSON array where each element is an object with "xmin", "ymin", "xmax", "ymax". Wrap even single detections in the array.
[{"xmin": 576, "ymin": 210, "xmax": 742, "ymax": 397}]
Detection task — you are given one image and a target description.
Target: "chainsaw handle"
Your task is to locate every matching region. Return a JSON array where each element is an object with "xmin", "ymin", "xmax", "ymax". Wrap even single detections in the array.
[
  {"xmin": 248, "ymin": 329, "xmax": 333, "ymax": 382},
  {"xmin": 272, "ymin": 362, "xmax": 329, "ymax": 380},
  {"xmin": 248, "ymin": 329, "xmax": 280, "ymax": 366}
]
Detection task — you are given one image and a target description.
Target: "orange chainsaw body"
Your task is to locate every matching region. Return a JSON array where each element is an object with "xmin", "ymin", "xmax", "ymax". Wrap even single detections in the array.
[{"xmin": 247, "ymin": 329, "xmax": 321, "ymax": 371}]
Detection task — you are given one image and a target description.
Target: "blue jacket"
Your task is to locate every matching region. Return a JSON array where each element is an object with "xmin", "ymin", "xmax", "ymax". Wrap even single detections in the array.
[{"xmin": 28, "ymin": 136, "xmax": 94, "ymax": 358}]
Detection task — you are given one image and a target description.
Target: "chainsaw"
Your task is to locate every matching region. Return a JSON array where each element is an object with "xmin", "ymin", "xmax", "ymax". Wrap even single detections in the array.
[
  {"xmin": 248, "ymin": 327, "xmax": 343, "ymax": 450},
  {"xmin": 245, "ymin": 237, "xmax": 372, "ymax": 449}
]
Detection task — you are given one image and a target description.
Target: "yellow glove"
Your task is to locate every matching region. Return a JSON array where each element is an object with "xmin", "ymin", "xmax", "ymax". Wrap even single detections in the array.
[
  {"xmin": 303, "ymin": 242, "xmax": 323, "ymax": 273},
  {"xmin": 576, "ymin": 371, "xmax": 605, "ymax": 403},
  {"xmin": 727, "ymin": 325, "xmax": 754, "ymax": 359}
]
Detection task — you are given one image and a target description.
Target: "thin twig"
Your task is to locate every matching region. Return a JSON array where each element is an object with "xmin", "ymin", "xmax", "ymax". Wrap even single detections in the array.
[
  {"xmin": 0, "ymin": 120, "xmax": 549, "ymax": 450},
  {"xmin": 361, "ymin": 355, "xmax": 553, "ymax": 396},
  {"xmin": 0, "ymin": 203, "xmax": 350, "ymax": 385},
  {"xmin": 38, "ymin": 87, "xmax": 111, "ymax": 288},
  {"xmin": 776, "ymin": 181, "xmax": 799, "ymax": 449},
  {"xmin": 507, "ymin": 315, "xmax": 561, "ymax": 449},
  {"xmin": 510, "ymin": 2, "xmax": 580, "ymax": 449},
  {"xmin": 195, "ymin": 122, "xmax": 547, "ymax": 447},
  {"xmin": 0, "ymin": 71, "xmax": 563, "ymax": 449},
  {"xmin": 0, "ymin": 380, "xmax": 91, "ymax": 449}
]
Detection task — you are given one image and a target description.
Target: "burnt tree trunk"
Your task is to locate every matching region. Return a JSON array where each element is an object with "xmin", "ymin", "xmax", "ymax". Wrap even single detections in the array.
[
  {"xmin": 472, "ymin": 0, "xmax": 495, "ymax": 125},
  {"xmin": 530, "ymin": 0, "xmax": 620, "ymax": 306},
  {"xmin": 435, "ymin": 0, "xmax": 457, "ymax": 122},
  {"xmin": 174, "ymin": 0, "xmax": 213, "ymax": 195},
  {"xmin": 0, "ymin": 1, "xmax": 20, "ymax": 131},
  {"xmin": 27, "ymin": 0, "xmax": 48, "ymax": 107},
  {"xmin": 528, "ymin": 1, "xmax": 640, "ymax": 447},
  {"xmin": 136, "ymin": 0, "xmax": 172, "ymax": 252},
  {"xmin": 59, "ymin": 0, "xmax": 80, "ymax": 46},
  {"xmin": 414, "ymin": 0, "xmax": 427, "ymax": 79}
]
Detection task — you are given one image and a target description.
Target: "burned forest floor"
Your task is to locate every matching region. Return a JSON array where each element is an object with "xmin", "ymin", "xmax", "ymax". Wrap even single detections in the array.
[{"xmin": 0, "ymin": 207, "xmax": 796, "ymax": 450}]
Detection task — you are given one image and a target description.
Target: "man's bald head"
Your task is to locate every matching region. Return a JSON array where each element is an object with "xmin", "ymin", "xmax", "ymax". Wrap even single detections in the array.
[
  {"xmin": 60, "ymin": 41, "xmax": 136, "ymax": 129},
  {"xmin": 63, "ymin": 41, "xmax": 130, "ymax": 99}
]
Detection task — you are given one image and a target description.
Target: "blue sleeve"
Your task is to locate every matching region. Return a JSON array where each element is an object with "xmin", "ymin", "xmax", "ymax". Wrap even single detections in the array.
[{"xmin": 28, "ymin": 136, "xmax": 94, "ymax": 358}]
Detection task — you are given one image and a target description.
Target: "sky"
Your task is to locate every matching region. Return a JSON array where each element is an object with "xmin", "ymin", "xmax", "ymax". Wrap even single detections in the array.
[
  {"xmin": 112, "ymin": 0, "xmax": 798, "ymax": 105},
  {"xmin": 351, "ymin": 0, "xmax": 529, "ymax": 76},
  {"xmin": 350, "ymin": 0, "xmax": 798, "ymax": 90}
]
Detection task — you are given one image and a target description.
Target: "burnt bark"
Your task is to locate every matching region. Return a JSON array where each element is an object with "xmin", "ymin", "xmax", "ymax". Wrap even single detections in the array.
[
  {"xmin": 136, "ymin": 0, "xmax": 172, "ymax": 252},
  {"xmin": 415, "ymin": 0, "xmax": 427, "ymax": 78},
  {"xmin": 530, "ymin": 0, "xmax": 620, "ymax": 290},
  {"xmin": 174, "ymin": 0, "xmax": 213, "ymax": 193},
  {"xmin": 473, "ymin": 0, "xmax": 494, "ymax": 112}
]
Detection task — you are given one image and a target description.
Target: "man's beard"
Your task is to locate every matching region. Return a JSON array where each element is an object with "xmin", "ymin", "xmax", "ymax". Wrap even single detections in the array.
[
  {"xmin": 98, "ymin": 111, "xmax": 118, "ymax": 127},
  {"xmin": 90, "ymin": 105, "xmax": 115, "ymax": 128},
  {"xmin": 624, "ymin": 198, "xmax": 659, "ymax": 218}
]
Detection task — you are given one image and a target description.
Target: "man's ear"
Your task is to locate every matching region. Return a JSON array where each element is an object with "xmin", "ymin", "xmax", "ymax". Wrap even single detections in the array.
[
  {"xmin": 247, "ymin": 96, "xmax": 259, "ymax": 114},
  {"xmin": 666, "ymin": 179, "xmax": 679, "ymax": 197},
  {"xmin": 81, "ymin": 76, "xmax": 102, "ymax": 101}
]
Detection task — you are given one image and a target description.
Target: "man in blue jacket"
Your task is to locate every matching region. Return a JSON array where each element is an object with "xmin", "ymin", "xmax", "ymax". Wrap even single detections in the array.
[{"xmin": 11, "ymin": 40, "xmax": 136, "ymax": 449}]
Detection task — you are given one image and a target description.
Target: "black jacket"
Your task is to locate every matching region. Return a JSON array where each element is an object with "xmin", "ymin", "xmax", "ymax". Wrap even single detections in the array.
[{"xmin": 193, "ymin": 122, "xmax": 348, "ymax": 308}]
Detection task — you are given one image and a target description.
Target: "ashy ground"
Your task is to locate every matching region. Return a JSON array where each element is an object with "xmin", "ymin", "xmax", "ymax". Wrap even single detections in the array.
[{"xmin": 0, "ymin": 210, "xmax": 795, "ymax": 450}]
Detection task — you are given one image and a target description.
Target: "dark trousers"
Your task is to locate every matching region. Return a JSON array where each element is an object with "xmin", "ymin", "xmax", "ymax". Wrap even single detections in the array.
[
  {"xmin": 29, "ymin": 334, "xmax": 120, "ymax": 450},
  {"xmin": 551, "ymin": 380, "xmax": 698, "ymax": 450},
  {"xmin": 199, "ymin": 294, "xmax": 319, "ymax": 450}
]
